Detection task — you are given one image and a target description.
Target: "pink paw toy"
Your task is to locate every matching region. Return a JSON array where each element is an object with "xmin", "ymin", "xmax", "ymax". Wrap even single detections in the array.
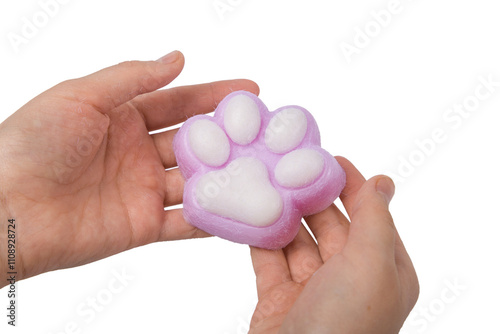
[{"xmin": 173, "ymin": 91, "xmax": 345, "ymax": 249}]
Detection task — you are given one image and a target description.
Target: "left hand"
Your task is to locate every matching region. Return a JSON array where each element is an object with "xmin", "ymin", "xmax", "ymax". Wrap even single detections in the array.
[{"xmin": 0, "ymin": 51, "xmax": 259, "ymax": 286}]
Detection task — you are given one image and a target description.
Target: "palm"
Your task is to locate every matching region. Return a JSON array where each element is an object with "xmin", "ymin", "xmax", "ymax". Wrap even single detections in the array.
[
  {"xmin": 0, "ymin": 53, "xmax": 259, "ymax": 281},
  {"xmin": 2, "ymin": 89, "xmax": 186, "ymax": 280}
]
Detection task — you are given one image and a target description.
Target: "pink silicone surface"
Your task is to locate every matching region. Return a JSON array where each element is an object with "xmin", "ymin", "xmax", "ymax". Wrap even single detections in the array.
[{"xmin": 173, "ymin": 91, "xmax": 346, "ymax": 249}]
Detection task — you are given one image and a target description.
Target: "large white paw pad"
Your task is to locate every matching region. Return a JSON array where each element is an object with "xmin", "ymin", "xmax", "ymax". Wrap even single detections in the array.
[{"xmin": 195, "ymin": 157, "xmax": 283, "ymax": 227}]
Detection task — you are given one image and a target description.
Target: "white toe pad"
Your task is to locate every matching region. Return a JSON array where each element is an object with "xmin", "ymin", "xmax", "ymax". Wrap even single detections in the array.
[
  {"xmin": 275, "ymin": 149, "xmax": 324, "ymax": 188},
  {"xmin": 224, "ymin": 95, "xmax": 261, "ymax": 145},
  {"xmin": 265, "ymin": 108, "xmax": 307, "ymax": 154},
  {"xmin": 188, "ymin": 120, "xmax": 230, "ymax": 167}
]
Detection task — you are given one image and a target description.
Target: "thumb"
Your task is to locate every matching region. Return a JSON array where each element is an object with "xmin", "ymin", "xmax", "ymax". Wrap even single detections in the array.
[
  {"xmin": 344, "ymin": 175, "xmax": 397, "ymax": 259},
  {"xmin": 3, "ymin": 52, "xmax": 184, "ymax": 185},
  {"xmin": 53, "ymin": 50, "xmax": 185, "ymax": 113}
]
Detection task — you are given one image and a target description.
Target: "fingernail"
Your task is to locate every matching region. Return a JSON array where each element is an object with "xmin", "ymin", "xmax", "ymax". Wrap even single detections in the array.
[
  {"xmin": 156, "ymin": 51, "xmax": 180, "ymax": 64},
  {"xmin": 376, "ymin": 176, "xmax": 395, "ymax": 204}
]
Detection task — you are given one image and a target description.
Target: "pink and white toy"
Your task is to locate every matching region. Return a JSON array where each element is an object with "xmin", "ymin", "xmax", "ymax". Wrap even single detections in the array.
[{"xmin": 173, "ymin": 91, "xmax": 345, "ymax": 249}]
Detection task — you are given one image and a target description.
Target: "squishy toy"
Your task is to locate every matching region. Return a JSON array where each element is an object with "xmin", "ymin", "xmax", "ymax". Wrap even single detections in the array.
[{"xmin": 173, "ymin": 91, "xmax": 345, "ymax": 249}]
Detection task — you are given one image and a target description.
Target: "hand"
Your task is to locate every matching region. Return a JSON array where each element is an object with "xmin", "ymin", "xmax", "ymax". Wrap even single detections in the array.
[
  {"xmin": 249, "ymin": 157, "xmax": 419, "ymax": 334},
  {"xmin": 0, "ymin": 51, "xmax": 259, "ymax": 286}
]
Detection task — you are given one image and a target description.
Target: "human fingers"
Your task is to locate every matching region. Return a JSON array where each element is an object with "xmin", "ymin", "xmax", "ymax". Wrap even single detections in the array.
[
  {"xmin": 157, "ymin": 208, "xmax": 211, "ymax": 241},
  {"xmin": 152, "ymin": 128, "xmax": 179, "ymax": 168},
  {"xmin": 344, "ymin": 176, "xmax": 397, "ymax": 261},
  {"xmin": 282, "ymin": 224, "xmax": 323, "ymax": 283},
  {"xmin": 53, "ymin": 51, "xmax": 184, "ymax": 113},
  {"xmin": 304, "ymin": 204, "xmax": 350, "ymax": 261},
  {"xmin": 250, "ymin": 247, "xmax": 291, "ymax": 299},
  {"xmin": 164, "ymin": 168, "xmax": 184, "ymax": 207},
  {"xmin": 134, "ymin": 79, "xmax": 260, "ymax": 131},
  {"xmin": 303, "ymin": 157, "xmax": 364, "ymax": 261},
  {"xmin": 335, "ymin": 156, "xmax": 366, "ymax": 218}
]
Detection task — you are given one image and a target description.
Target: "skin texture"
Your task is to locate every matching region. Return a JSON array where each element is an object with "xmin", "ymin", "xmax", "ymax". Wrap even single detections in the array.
[
  {"xmin": 249, "ymin": 158, "xmax": 419, "ymax": 333},
  {"xmin": 0, "ymin": 51, "xmax": 259, "ymax": 286},
  {"xmin": 0, "ymin": 51, "xmax": 418, "ymax": 332}
]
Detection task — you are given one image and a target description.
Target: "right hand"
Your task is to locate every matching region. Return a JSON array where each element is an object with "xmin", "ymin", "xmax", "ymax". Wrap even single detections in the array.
[{"xmin": 249, "ymin": 157, "xmax": 419, "ymax": 334}]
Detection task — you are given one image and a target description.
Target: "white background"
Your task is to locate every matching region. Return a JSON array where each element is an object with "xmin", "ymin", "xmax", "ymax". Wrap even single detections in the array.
[{"xmin": 1, "ymin": 0, "xmax": 499, "ymax": 333}]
